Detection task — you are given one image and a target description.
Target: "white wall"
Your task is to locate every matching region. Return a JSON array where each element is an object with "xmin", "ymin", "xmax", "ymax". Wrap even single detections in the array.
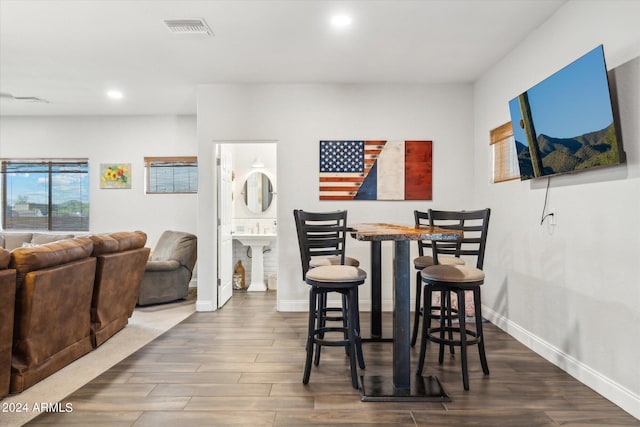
[
  {"xmin": 0, "ymin": 115, "xmax": 198, "ymax": 248},
  {"xmin": 197, "ymin": 83, "xmax": 474, "ymax": 312},
  {"xmin": 473, "ymin": 1, "xmax": 640, "ymax": 418}
]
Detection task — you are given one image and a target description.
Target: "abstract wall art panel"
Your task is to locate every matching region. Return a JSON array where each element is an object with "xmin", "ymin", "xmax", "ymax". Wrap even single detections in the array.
[{"xmin": 319, "ymin": 140, "xmax": 432, "ymax": 200}]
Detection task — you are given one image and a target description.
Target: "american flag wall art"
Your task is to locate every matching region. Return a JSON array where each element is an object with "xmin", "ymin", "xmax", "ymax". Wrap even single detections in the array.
[{"xmin": 319, "ymin": 140, "xmax": 432, "ymax": 200}]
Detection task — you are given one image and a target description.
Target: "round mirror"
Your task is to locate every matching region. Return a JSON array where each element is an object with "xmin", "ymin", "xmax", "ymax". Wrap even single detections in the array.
[{"xmin": 243, "ymin": 171, "xmax": 274, "ymax": 214}]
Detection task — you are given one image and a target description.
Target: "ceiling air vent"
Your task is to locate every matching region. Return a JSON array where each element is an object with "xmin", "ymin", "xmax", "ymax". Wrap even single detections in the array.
[
  {"xmin": 0, "ymin": 92, "xmax": 50, "ymax": 103},
  {"xmin": 164, "ymin": 18, "xmax": 213, "ymax": 36}
]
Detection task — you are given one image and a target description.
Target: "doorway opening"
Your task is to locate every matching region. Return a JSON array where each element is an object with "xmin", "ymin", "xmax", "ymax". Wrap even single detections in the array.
[{"xmin": 216, "ymin": 141, "xmax": 278, "ymax": 308}]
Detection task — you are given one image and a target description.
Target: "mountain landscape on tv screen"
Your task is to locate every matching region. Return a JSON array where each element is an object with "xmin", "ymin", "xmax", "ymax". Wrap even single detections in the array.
[{"xmin": 516, "ymin": 123, "xmax": 620, "ymax": 179}]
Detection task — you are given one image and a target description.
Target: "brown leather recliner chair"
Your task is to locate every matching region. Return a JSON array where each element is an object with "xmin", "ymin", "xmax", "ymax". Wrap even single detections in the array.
[
  {"xmin": 0, "ymin": 248, "xmax": 16, "ymax": 398},
  {"xmin": 89, "ymin": 231, "xmax": 150, "ymax": 347},
  {"xmin": 9, "ymin": 237, "xmax": 96, "ymax": 393},
  {"xmin": 137, "ymin": 230, "xmax": 197, "ymax": 306}
]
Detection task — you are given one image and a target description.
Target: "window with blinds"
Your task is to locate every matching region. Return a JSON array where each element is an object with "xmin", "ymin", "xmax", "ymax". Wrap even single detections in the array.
[
  {"xmin": 490, "ymin": 122, "xmax": 520, "ymax": 183},
  {"xmin": 144, "ymin": 157, "xmax": 198, "ymax": 194},
  {"xmin": 1, "ymin": 159, "xmax": 90, "ymax": 231}
]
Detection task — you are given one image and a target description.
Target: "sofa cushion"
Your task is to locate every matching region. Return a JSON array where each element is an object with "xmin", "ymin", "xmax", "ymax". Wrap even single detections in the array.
[
  {"xmin": 2, "ymin": 233, "xmax": 33, "ymax": 251},
  {"xmin": 90, "ymin": 231, "xmax": 147, "ymax": 256},
  {"xmin": 31, "ymin": 233, "xmax": 74, "ymax": 246},
  {"xmin": 0, "ymin": 248, "xmax": 10, "ymax": 269},
  {"xmin": 145, "ymin": 259, "xmax": 181, "ymax": 272},
  {"xmin": 149, "ymin": 231, "xmax": 197, "ymax": 270},
  {"xmin": 89, "ymin": 235, "xmax": 119, "ymax": 255},
  {"xmin": 10, "ymin": 237, "xmax": 94, "ymax": 286},
  {"xmin": 110, "ymin": 231, "xmax": 147, "ymax": 251}
]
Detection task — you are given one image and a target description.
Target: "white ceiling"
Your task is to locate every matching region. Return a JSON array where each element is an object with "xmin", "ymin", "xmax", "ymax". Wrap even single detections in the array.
[{"xmin": 0, "ymin": 0, "xmax": 566, "ymax": 116}]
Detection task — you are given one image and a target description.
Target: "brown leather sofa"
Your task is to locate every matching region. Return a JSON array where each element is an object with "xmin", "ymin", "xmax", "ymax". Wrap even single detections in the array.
[
  {"xmin": 9, "ymin": 237, "xmax": 96, "ymax": 393},
  {"xmin": 0, "ymin": 248, "xmax": 16, "ymax": 398},
  {"xmin": 89, "ymin": 231, "xmax": 150, "ymax": 347}
]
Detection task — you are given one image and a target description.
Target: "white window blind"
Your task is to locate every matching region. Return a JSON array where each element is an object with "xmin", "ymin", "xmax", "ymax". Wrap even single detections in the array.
[
  {"xmin": 490, "ymin": 122, "xmax": 520, "ymax": 183},
  {"xmin": 144, "ymin": 156, "xmax": 198, "ymax": 194}
]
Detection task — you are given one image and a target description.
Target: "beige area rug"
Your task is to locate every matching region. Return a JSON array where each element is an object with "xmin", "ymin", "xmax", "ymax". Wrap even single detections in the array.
[{"xmin": 0, "ymin": 296, "xmax": 196, "ymax": 427}]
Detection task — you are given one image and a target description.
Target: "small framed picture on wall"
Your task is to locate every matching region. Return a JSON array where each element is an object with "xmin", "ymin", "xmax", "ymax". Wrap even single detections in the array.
[{"xmin": 100, "ymin": 163, "xmax": 131, "ymax": 189}]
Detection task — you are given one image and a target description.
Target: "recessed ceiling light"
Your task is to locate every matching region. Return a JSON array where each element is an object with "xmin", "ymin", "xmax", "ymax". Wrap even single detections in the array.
[
  {"xmin": 330, "ymin": 15, "xmax": 352, "ymax": 28},
  {"xmin": 107, "ymin": 90, "xmax": 123, "ymax": 100}
]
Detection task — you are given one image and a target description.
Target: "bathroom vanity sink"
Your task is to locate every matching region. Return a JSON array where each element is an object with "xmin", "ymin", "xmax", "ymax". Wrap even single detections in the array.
[
  {"xmin": 233, "ymin": 233, "xmax": 276, "ymax": 247},
  {"xmin": 232, "ymin": 233, "xmax": 276, "ymax": 291}
]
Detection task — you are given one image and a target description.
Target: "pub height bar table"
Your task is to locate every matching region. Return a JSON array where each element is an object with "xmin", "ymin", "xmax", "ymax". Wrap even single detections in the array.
[{"xmin": 349, "ymin": 223, "xmax": 461, "ymax": 402}]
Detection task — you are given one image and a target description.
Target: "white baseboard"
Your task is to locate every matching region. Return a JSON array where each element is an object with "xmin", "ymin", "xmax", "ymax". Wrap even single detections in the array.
[
  {"xmin": 195, "ymin": 299, "xmax": 215, "ymax": 312},
  {"xmin": 277, "ymin": 299, "xmax": 307, "ymax": 312},
  {"xmin": 483, "ymin": 305, "xmax": 639, "ymax": 420}
]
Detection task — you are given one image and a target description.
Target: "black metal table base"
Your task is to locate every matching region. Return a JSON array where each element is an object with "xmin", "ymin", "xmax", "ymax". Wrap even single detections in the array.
[{"xmin": 359, "ymin": 375, "xmax": 451, "ymax": 402}]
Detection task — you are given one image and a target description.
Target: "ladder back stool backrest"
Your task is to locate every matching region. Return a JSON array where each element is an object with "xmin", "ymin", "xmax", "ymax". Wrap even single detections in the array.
[
  {"xmin": 428, "ymin": 209, "xmax": 491, "ymax": 270},
  {"xmin": 293, "ymin": 209, "xmax": 348, "ymax": 280},
  {"xmin": 415, "ymin": 210, "xmax": 461, "ymax": 259}
]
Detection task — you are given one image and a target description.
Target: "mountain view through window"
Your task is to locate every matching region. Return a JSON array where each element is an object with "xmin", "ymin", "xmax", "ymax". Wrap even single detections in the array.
[{"xmin": 1, "ymin": 160, "xmax": 89, "ymax": 231}]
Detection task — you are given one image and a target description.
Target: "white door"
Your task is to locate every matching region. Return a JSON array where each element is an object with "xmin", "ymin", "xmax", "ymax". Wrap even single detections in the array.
[{"xmin": 217, "ymin": 145, "xmax": 233, "ymax": 307}]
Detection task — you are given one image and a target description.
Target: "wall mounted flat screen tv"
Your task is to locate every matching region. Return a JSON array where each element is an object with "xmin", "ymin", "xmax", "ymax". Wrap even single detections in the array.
[{"xmin": 508, "ymin": 45, "xmax": 624, "ymax": 180}]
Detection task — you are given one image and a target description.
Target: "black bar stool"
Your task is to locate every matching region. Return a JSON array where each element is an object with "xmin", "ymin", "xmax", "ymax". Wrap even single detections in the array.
[
  {"xmin": 294, "ymin": 209, "xmax": 366, "ymax": 389},
  {"xmin": 416, "ymin": 208, "xmax": 491, "ymax": 391},
  {"xmin": 309, "ymin": 250, "xmax": 360, "ymax": 360},
  {"xmin": 411, "ymin": 209, "xmax": 465, "ymax": 348}
]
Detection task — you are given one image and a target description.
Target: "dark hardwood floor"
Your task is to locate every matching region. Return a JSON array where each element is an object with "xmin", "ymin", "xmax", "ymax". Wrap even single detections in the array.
[{"xmin": 27, "ymin": 291, "xmax": 637, "ymax": 426}]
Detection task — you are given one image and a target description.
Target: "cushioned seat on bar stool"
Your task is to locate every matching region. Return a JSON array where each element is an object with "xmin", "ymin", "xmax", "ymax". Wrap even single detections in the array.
[
  {"xmin": 310, "ymin": 255, "xmax": 360, "ymax": 326},
  {"xmin": 295, "ymin": 210, "xmax": 361, "ymax": 353},
  {"xmin": 310, "ymin": 256, "xmax": 360, "ymax": 268},
  {"xmin": 307, "ymin": 227, "xmax": 361, "ymax": 345},
  {"xmin": 411, "ymin": 210, "xmax": 465, "ymax": 347},
  {"xmin": 294, "ymin": 209, "xmax": 367, "ymax": 389},
  {"xmin": 416, "ymin": 208, "xmax": 491, "ymax": 391}
]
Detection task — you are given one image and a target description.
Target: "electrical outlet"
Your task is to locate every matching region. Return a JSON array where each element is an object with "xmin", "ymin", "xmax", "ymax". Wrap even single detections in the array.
[{"xmin": 549, "ymin": 209, "xmax": 557, "ymax": 225}]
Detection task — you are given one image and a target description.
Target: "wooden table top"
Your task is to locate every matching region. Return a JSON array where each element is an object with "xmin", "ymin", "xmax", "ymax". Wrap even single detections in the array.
[{"xmin": 349, "ymin": 223, "xmax": 462, "ymax": 242}]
